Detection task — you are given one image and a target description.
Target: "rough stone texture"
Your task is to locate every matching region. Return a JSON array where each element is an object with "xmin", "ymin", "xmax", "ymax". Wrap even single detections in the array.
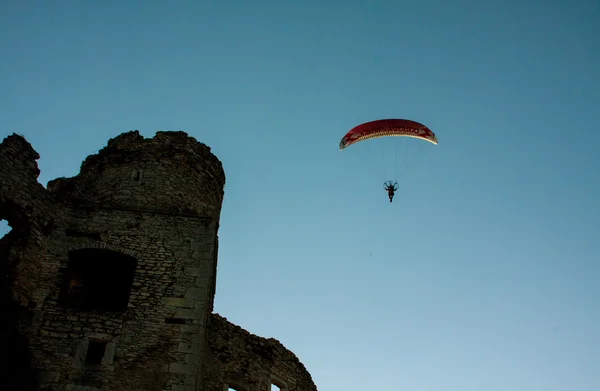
[
  {"xmin": 203, "ymin": 314, "xmax": 318, "ymax": 391},
  {"xmin": 0, "ymin": 131, "xmax": 318, "ymax": 391}
]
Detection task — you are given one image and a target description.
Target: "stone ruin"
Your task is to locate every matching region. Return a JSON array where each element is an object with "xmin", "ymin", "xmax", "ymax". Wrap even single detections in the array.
[{"xmin": 0, "ymin": 130, "xmax": 318, "ymax": 391}]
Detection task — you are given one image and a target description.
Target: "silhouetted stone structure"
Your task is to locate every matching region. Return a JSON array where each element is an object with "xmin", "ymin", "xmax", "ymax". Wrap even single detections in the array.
[{"xmin": 0, "ymin": 131, "xmax": 317, "ymax": 391}]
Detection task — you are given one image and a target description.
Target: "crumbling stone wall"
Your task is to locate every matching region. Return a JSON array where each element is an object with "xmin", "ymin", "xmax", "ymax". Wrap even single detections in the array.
[
  {"xmin": 47, "ymin": 130, "xmax": 224, "ymax": 218},
  {"xmin": 0, "ymin": 134, "xmax": 59, "ymax": 391},
  {"xmin": 0, "ymin": 130, "xmax": 318, "ymax": 391},
  {"xmin": 202, "ymin": 314, "xmax": 318, "ymax": 391},
  {"xmin": 1, "ymin": 131, "xmax": 226, "ymax": 391},
  {"xmin": 34, "ymin": 212, "xmax": 220, "ymax": 391}
]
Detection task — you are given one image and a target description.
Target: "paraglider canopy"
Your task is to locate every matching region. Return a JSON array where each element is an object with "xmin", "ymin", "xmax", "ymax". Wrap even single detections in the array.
[
  {"xmin": 339, "ymin": 118, "xmax": 438, "ymax": 151},
  {"xmin": 339, "ymin": 118, "xmax": 439, "ymax": 203}
]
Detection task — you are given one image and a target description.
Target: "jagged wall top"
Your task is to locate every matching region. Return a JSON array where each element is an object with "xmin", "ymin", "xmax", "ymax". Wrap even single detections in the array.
[
  {"xmin": 0, "ymin": 134, "xmax": 42, "ymax": 183},
  {"xmin": 0, "ymin": 134, "xmax": 55, "ymax": 230},
  {"xmin": 205, "ymin": 314, "xmax": 319, "ymax": 391},
  {"xmin": 47, "ymin": 130, "xmax": 226, "ymax": 219},
  {"xmin": 78, "ymin": 131, "xmax": 223, "ymax": 178}
]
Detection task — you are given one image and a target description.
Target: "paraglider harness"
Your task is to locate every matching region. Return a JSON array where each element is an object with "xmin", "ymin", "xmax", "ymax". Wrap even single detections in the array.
[{"xmin": 383, "ymin": 181, "xmax": 399, "ymax": 203}]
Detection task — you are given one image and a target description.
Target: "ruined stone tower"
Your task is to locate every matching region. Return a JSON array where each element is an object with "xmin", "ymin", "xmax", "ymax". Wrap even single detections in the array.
[{"xmin": 0, "ymin": 131, "xmax": 317, "ymax": 391}]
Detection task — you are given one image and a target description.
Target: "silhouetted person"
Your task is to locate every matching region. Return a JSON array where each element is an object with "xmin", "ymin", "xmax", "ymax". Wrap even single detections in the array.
[{"xmin": 383, "ymin": 181, "xmax": 399, "ymax": 203}]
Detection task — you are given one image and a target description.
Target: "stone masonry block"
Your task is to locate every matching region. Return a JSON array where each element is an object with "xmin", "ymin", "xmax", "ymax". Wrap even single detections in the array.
[
  {"xmin": 175, "ymin": 308, "xmax": 201, "ymax": 319},
  {"xmin": 184, "ymin": 353, "xmax": 198, "ymax": 365},
  {"xmin": 178, "ymin": 342, "xmax": 200, "ymax": 353},
  {"xmin": 191, "ymin": 241, "xmax": 209, "ymax": 251},
  {"xmin": 191, "ymin": 250, "xmax": 211, "ymax": 259},
  {"xmin": 162, "ymin": 297, "xmax": 194, "ymax": 308},
  {"xmin": 184, "ymin": 376, "xmax": 196, "ymax": 386},
  {"xmin": 169, "ymin": 363, "xmax": 195, "ymax": 375},
  {"xmin": 184, "ymin": 267, "xmax": 201, "ymax": 276},
  {"xmin": 39, "ymin": 370, "xmax": 60, "ymax": 382},
  {"xmin": 180, "ymin": 325, "xmax": 201, "ymax": 334},
  {"xmin": 195, "ymin": 277, "xmax": 209, "ymax": 288},
  {"xmin": 193, "ymin": 299, "xmax": 207, "ymax": 309},
  {"xmin": 102, "ymin": 342, "xmax": 116, "ymax": 365},
  {"xmin": 184, "ymin": 287, "xmax": 204, "ymax": 300}
]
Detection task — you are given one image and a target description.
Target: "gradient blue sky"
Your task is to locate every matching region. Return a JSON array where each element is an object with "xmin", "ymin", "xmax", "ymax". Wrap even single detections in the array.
[{"xmin": 2, "ymin": 1, "xmax": 599, "ymax": 390}]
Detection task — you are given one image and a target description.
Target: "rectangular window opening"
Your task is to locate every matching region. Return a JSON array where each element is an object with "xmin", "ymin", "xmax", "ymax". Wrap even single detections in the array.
[
  {"xmin": 59, "ymin": 248, "xmax": 138, "ymax": 312},
  {"xmin": 271, "ymin": 385, "xmax": 282, "ymax": 391},
  {"xmin": 165, "ymin": 317, "xmax": 187, "ymax": 324},
  {"xmin": 85, "ymin": 340, "xmax": 107, "ymax": 365}
]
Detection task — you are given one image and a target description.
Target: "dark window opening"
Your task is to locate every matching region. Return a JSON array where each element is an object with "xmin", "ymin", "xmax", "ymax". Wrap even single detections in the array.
[
  {"xmin": 0, "ymin": 219, "xmax": 11, "ymax": 242},
  {"xmin": 58, "ymin": 248, "xmax": 137, "ymax": 312},
  {"xmin": 0, "ymin": 202, "xmax": 31, "ymax": 238},
  {"xmin": 131, "ymin": 169, "xmax": 143, "ymax": 184},
  {"xmin": 85, "ymin": 340, "xmax": 107, "ymax": 365},
  {"xmin": 165, "ymin": 317, "xmax": 188, "ymax": 325}
]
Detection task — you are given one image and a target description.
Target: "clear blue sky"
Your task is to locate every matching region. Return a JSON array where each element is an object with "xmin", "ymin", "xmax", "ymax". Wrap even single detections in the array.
[{"xmin": 2, "ymin": 1, "xmax": 599, "ymax": 390}]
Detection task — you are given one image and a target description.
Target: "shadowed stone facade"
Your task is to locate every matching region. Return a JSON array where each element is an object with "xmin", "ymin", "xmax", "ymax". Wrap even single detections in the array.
[{"xmin": 0, "ymin": 131, "xmax": 317, "ymax": 391}]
